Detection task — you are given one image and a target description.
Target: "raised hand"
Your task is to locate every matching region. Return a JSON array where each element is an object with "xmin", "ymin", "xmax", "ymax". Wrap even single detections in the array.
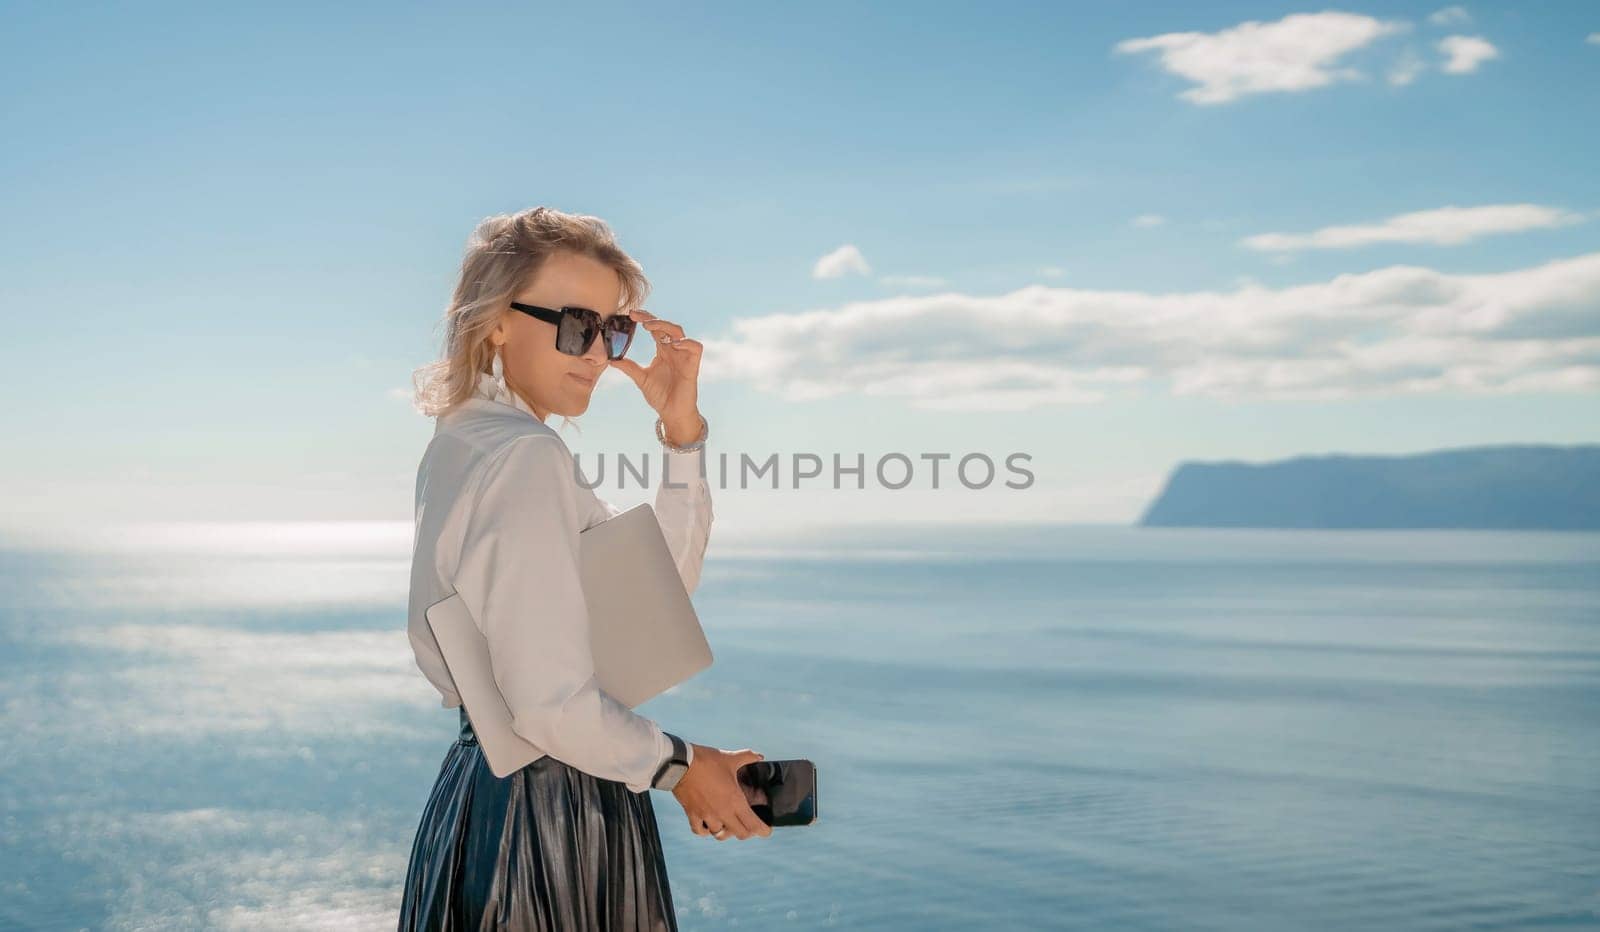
[{"xmin": 607, "ymin": 308, "xmax": 705, "ymax": 446}]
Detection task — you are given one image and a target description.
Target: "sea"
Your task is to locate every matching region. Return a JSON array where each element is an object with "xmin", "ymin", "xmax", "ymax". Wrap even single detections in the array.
[{"xmin": 0, "ymin": 522, "xmax": 1596, "ymax": 930}]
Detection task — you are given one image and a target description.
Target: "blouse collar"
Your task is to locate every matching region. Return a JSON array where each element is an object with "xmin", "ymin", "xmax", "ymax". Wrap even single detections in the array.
[{"xmin": 471, "ymin": 370, "xmax": 547, "ymax": 422}]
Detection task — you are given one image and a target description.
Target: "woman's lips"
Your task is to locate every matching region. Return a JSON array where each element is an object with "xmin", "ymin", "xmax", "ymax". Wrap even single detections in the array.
[{"xmin": 567, "ymin": 372, "xmax": 597, "ymax": 387}]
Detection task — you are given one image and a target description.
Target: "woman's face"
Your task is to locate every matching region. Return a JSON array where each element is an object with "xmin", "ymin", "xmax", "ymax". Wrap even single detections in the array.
[{"xmin": 492, "ymin": 250, "xmax": 624, "ymax": 421}]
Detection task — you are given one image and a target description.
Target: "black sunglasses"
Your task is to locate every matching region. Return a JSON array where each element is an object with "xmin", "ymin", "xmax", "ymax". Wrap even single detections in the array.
[{"xmin": 509, "ymin": 302, "xmax": 638, "ymax": 360}]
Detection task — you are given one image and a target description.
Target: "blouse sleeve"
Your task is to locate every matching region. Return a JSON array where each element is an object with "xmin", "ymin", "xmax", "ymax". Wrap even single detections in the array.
[
  {"xmin": 651, "ymin": 445, "xmax": 715, "ymax": 595},
  {"xmin": 451, "ymin": 433, "xmax": 673, "ymax": 793}
]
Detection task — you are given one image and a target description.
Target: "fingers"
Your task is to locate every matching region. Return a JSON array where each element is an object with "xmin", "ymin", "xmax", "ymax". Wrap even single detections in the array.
[
  {"xmin": 709, "ymin": 798, "xmax": 767, "ymax": 840},
  {"xmin": 606, "ymin": 356, "xmax": 647, "ymax": 384},
  {"xmin": 732, "ymin": 799, "xmax": 771, "ymax": 839},
  {"xmin": 630, "ymin": 309, "xmax": 686, "ymax": 342},
  {"xmin": 695, "ymin": 816, "xmax": 734, "ymax": 841},
  {"xmin": 625, "ymin": 311, "xmax": 701, "ymax": 383},
  {"xmin": 689, "ymin": 803, "xmax": 764, "ymax": 841},
  {"xmin": 678, "ymin": 745, "xmax": 772, "ymax": 842},
  {"xmin": 697, "ymin": 818, "xmax": 739, "ymax": 842}
]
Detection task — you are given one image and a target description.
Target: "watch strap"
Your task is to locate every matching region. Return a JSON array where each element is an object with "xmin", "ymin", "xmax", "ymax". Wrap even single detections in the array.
[{"xmin": 651, "ymin": 732, "xmax": 691, "ymax": 791}]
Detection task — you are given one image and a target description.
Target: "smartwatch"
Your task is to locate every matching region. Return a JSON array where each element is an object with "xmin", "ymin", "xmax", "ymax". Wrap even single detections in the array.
[{"xmin": 651, "ymin": 732, "xmax": 692, "ymax": 791}]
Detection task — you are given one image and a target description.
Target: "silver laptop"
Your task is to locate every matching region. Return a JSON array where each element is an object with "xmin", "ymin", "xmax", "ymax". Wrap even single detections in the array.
[{"xmin": 425, "ymin": 502, "xmax": 714, "ymax": 778}]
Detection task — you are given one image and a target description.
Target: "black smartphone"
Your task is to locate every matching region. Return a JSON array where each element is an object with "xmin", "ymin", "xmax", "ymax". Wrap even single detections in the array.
[{"xmin": 735, "ymin": 759, "xmax": 818, "ymax": 827}]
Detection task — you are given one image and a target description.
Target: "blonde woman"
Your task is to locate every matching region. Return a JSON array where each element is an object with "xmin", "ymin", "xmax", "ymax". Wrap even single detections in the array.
[{"xmin": 399, "ymin": 207, "xmax": 770, "ymax": 931}]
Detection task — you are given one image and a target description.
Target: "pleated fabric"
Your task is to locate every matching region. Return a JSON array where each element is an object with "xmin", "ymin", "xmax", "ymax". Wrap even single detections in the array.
[{"xmin": 398, "ymin": 708, "xmax": 680, "ymax": 931}]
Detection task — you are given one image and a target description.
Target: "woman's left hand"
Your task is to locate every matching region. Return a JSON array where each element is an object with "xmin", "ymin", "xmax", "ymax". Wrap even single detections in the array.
[{"xmin": 608, "ymin": 308, "xmax": 705, "ymax": 445}]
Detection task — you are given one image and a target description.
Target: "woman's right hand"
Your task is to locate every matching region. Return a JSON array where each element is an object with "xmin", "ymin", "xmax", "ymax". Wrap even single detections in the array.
[{"xmin": 671, "ymin": 743, "xmax": 773, "ymax": 840}]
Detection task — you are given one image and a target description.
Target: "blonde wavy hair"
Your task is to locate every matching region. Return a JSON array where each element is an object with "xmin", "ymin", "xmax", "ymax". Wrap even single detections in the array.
[{"xmin": 410, "ymin": 206, "xmax": 652, "ymax": 424}]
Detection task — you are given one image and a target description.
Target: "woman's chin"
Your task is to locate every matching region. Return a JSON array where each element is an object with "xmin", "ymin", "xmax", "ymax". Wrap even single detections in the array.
[{"xmin": 554, "ymin": 389, "xmax": 593, "ymax": 416}]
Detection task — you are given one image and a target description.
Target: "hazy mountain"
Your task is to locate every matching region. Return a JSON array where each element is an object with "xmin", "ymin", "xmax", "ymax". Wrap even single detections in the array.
[{"xmin": 1139, "ymin": 444, "xmax": 1600, "ymax": 530}]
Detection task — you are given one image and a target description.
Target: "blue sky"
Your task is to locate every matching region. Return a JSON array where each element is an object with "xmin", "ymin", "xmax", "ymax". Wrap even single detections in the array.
[{"xmin": 3, "ymin": 2, "xmax": 1597, "ymax": 537}]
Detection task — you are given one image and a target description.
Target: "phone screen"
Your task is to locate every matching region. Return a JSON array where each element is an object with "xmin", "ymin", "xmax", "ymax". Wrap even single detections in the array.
[{"xmin": 735, "ymin": 759, "xmax": 818, "ymax": 827}]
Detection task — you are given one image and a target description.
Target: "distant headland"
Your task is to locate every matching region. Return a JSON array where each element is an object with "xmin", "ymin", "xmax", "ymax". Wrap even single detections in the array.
[{"xmin": 1139, "ymin": 444, "xmax": 1600, "ymax": 530}]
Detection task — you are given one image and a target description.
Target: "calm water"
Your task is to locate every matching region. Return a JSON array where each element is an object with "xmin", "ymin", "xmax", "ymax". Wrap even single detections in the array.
[{"xmin": 0, "ymin": 523, "xmax": 1596, "ymax": 930}]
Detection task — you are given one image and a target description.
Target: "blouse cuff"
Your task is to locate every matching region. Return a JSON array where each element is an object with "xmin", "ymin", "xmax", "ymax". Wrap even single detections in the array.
[{"xmin": 661, "ymin": 445, "xmax": 707, "ymax": 488}]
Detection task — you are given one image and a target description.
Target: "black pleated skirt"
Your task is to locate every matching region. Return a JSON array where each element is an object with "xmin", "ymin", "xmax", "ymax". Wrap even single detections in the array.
[{"xmin": 398, "ymin": 708, "xmax": 680, "ymax": 931}]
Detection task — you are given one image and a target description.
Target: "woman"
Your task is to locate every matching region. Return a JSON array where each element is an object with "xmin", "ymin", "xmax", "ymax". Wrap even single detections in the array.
[{"xmin": 398, "ymin": 206, "xmax": 771, "ymax": 931}]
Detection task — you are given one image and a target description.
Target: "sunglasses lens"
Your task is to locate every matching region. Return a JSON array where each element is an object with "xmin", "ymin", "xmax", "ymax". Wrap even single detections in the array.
[
  {"xmin": 604, "ymin": 318, "xmax": 635, "ymax": 359},
  {"xmin": 556, "ymin": 309, "xmax": 601, "ymax": 356}
]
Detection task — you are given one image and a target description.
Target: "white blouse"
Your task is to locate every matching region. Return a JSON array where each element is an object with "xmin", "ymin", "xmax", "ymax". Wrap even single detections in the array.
[{"xmin": 406, "ymin": 371, "xmax": 711, "ymax": 792}]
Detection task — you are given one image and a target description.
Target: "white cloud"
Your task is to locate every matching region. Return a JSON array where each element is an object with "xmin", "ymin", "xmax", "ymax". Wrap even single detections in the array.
[
  {"xmin": 1114, "ymin": 11, "xmax": 1408, "ymax": 104},
  {"xmin": 1438, "ymin": 34, "xmax": 1499, "ymax": 73},
  {"xmin": 696, "ymin": 251, "xmax": 1600, "ymax": 410},
  {"xmin": 1586, "ymin": 32, "xmax": 1599, "ymax": 46},
  {"xmin": 1038, "ymin": 266, "xmax": 1067, "ymax": 279},
  {"xmin": 1428, "ymin": 6, "xmax": 1472, "ymax": 26},
  {"xmin": 879, "ymin": 274, "xmax": 948, "ymax": 289},
  {"xmin": 1387, "ymin": 49, "xmax": 1426, "ymax": 86},
  {"xmin": 812, "ymin": 244, "xmax": 872, "ymax": 279},
  {"xmin": 1243, "ymin": 204, "xmax": 1583, "ymax": 252},
  {"xmin": 1131, "ymin": 214, "xmax": 1167, "ymax": 228}
]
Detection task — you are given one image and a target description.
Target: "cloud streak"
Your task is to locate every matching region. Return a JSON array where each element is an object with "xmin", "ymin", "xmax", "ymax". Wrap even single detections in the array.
[
  {"xmin": 699, "ymin": 252, "xmax": 1600, "ymax": 411},
  {"xmin": 1242, "ymin": 204, "xmax": 1585, "ymax": 252},
  {"xmin": 814, "ymin": 243, "xmax": 952, "ymax": 291}
]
